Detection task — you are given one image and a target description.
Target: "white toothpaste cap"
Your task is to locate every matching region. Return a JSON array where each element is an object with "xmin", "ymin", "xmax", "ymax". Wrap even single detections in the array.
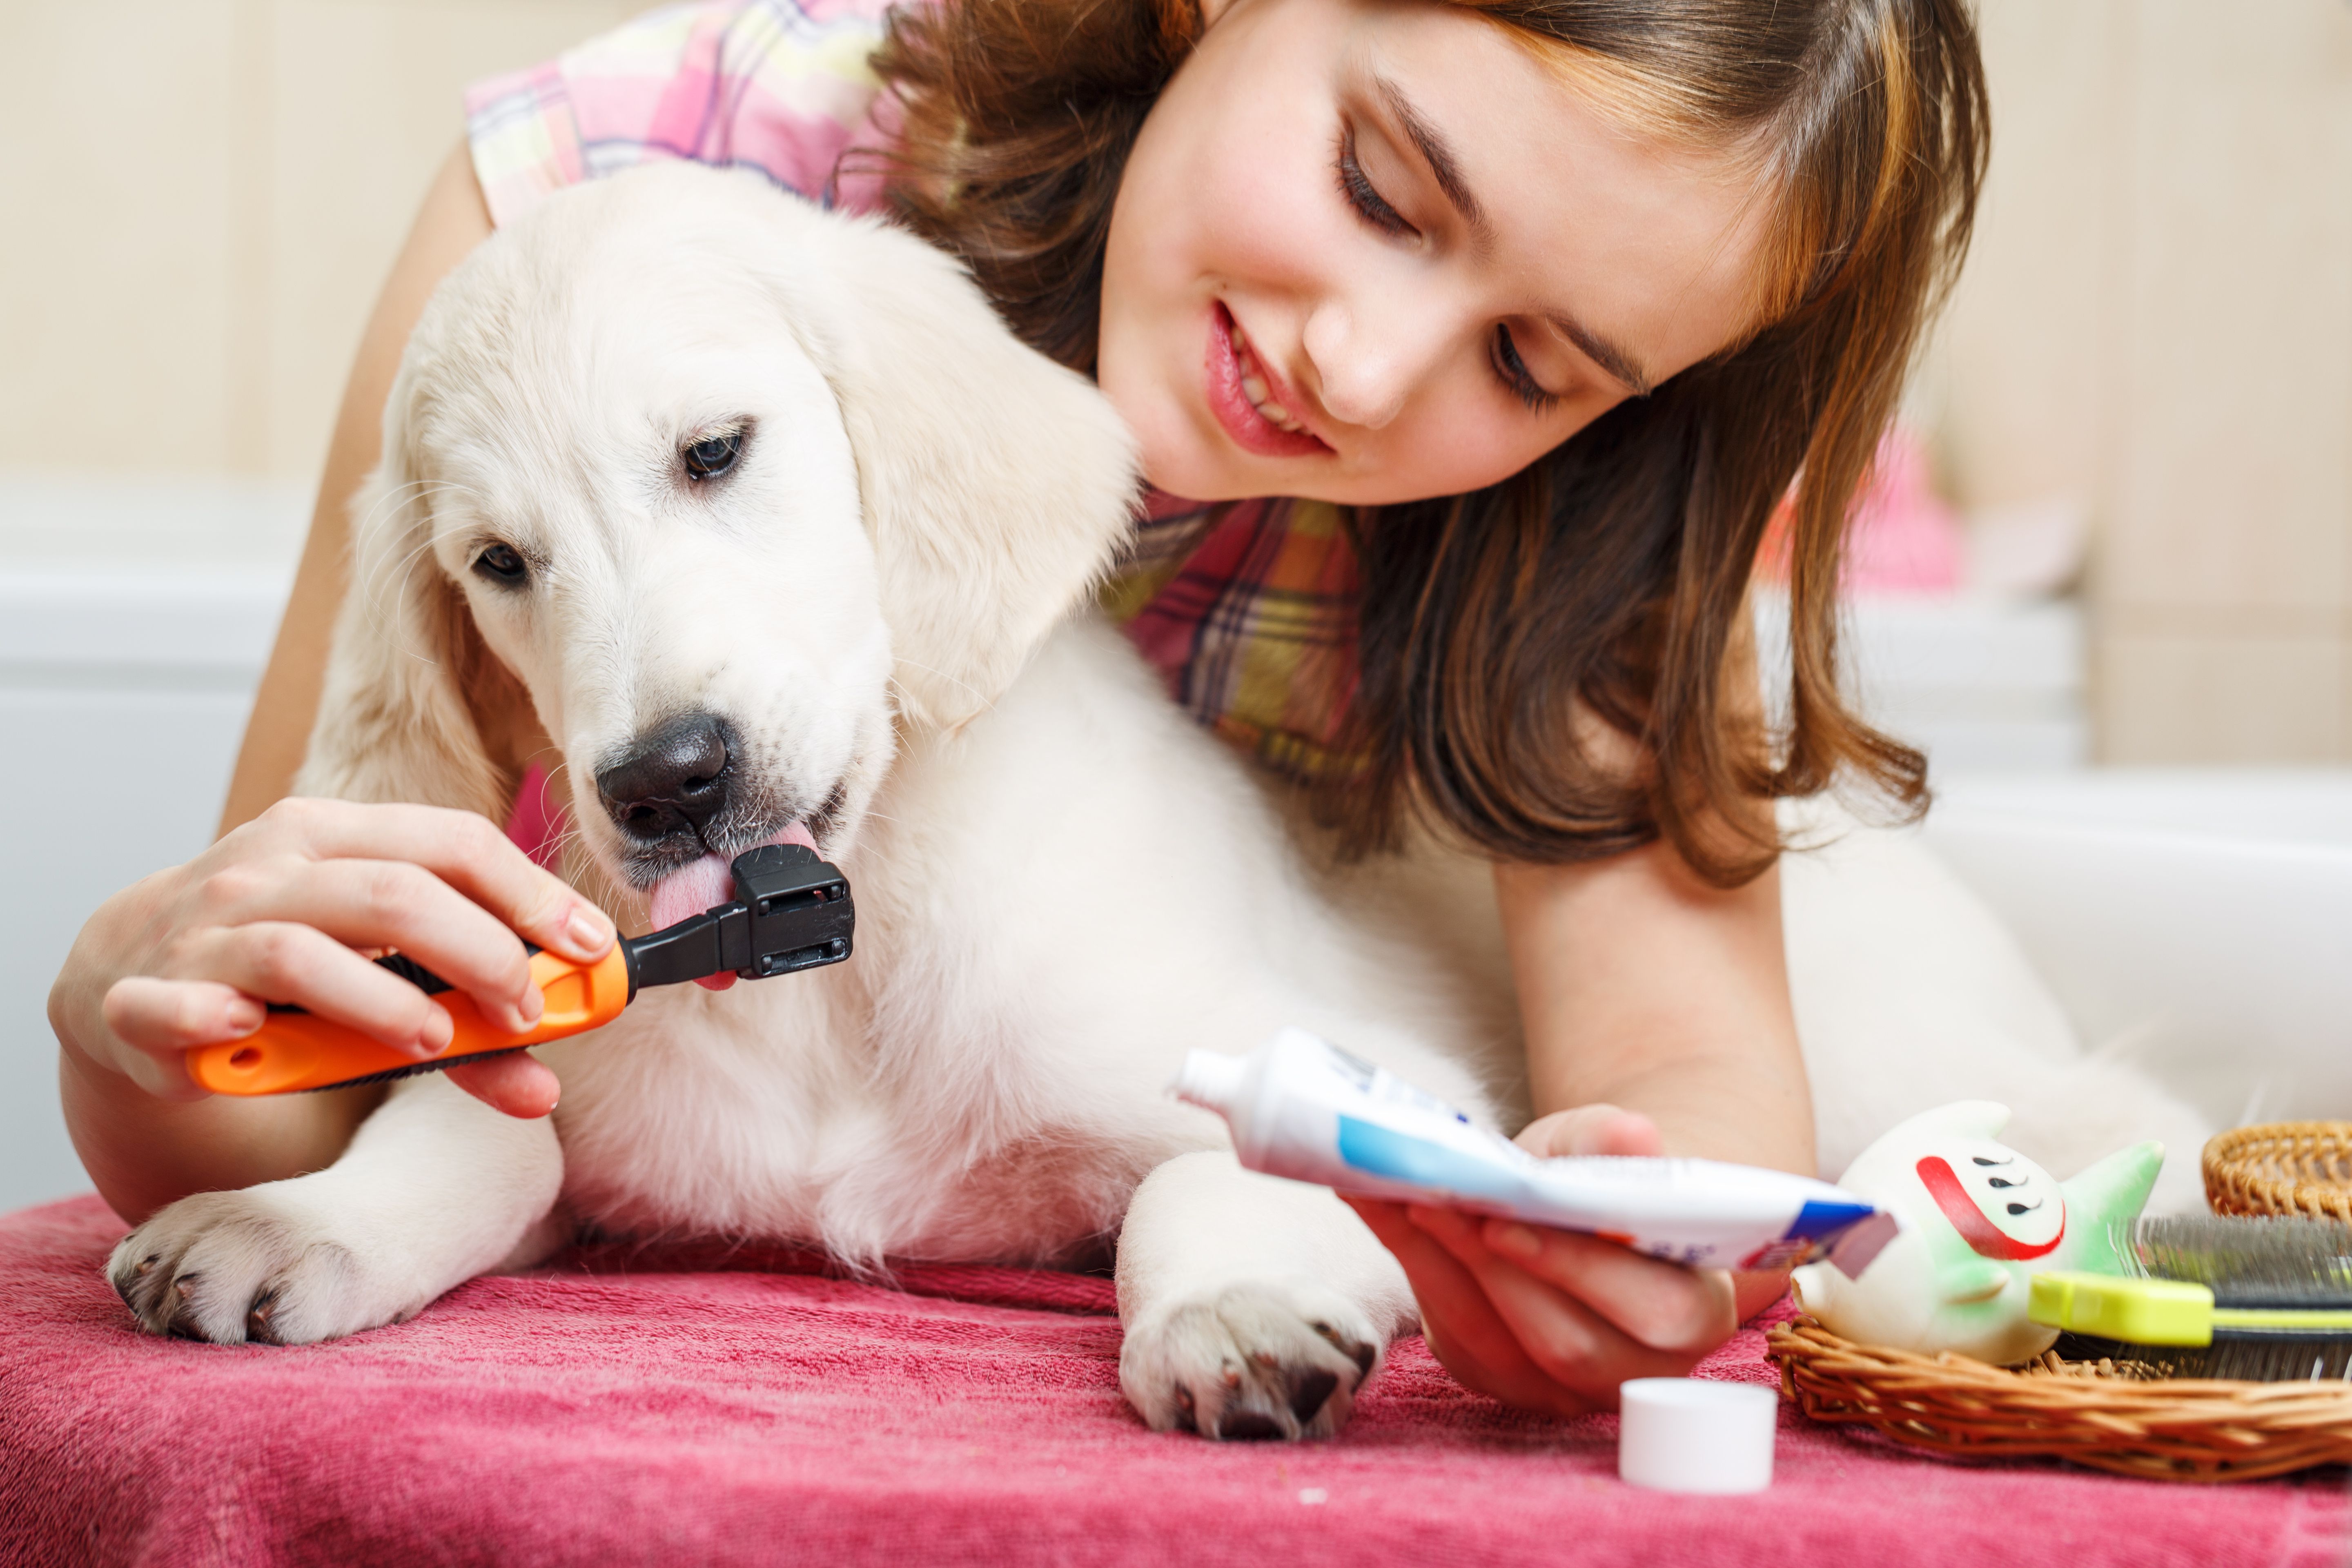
[
  {"xmin": 1617, "ymin": 1378, "xmax": 1777, "ymax": 1494},
  {"xmin": 1171, "ymin": 1048, "xmax": 1246, "ymax": 1116}
]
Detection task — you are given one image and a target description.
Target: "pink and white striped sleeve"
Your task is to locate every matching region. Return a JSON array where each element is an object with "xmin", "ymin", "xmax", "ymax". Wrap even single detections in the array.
[{"xmin": 464, "ymin": 0, "xmax": 906, "ymax": 229}]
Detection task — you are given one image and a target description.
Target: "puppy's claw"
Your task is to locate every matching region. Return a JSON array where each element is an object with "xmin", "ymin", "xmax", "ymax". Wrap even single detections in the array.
[
  {"xmin": 1287, "ymin": 1369, "xmax": 1339, "ymax": 1423},
  {"xmin": 1121, "ymin": 1282, "xmax": 1384, "ymax": 1442},
  {"xmin": 104, "ymin": 1191, "xmax": 387, "ymax": 1346}
]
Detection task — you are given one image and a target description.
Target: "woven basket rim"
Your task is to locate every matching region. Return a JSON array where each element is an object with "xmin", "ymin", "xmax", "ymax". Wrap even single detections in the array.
[
  {"xmin": 2203, "ymin": 1120, "xmax": 2352, "ymax": 1224},
  {"xmin": 1771, "ymin": 1122, "xmax": 2352, "ymax": 1480},
  {"xmin": 1771, "ymin": 1318, "xmax": 2352, "ymax": 1482}
]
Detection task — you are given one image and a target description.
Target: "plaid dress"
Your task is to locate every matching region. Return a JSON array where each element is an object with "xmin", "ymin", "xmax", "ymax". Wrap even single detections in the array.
[{"xmin": 468, "ymin": 0, "xmax": 1364, "ymax": 779}]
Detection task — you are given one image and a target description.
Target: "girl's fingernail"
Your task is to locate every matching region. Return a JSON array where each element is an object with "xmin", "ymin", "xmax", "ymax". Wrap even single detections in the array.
[
  {"xmin": 224, "ymin": 999, "xmax": 265, "ymax": 1035},
  {"xmin": 1490, "ymin": 1223, "xmax": 1543, "ymax": 1260},
  {"xmin": 566, "ymin": 906, "xmax": 614, "ymax": 956},
  {"xmin": 413, "ymin": 1007, "xmax": 454, "ymax": 1058},
  {"xmin": 518, "ymin": 984, "xmax": 544, "ymax": 1027}
]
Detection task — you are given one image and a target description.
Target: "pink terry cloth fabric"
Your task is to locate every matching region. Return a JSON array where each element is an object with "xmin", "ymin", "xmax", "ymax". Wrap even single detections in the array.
[{"xmin": 2, "ymin": 1196, "xmax": 2345, "ymax": 1568}]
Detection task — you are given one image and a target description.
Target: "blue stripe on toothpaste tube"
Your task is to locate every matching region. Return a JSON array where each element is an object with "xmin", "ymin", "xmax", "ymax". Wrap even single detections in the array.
[{"xmin": 1172, "ymin": 1028, "xmax": 1895, "ymax": 1278}]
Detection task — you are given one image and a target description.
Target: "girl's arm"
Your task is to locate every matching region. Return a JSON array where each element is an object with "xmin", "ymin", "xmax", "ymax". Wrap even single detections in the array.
[
  {"xmin": 220, "ymin": 141, "xmax": 494, "ymax": 834},
  {"xmin": 1502, "ymin": 845, "xmax": 1812, "ymax": 1173},
  {"xmin": 51, "ymin": 145, "xmax": 598, "ymax": 1226},
  {"xmin": 1347, "ymin": 840, "xmax": 1813, "ymax": 1415}
]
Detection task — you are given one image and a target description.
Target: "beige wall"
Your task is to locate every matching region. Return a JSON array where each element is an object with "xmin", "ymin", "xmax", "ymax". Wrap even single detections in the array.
[
  {"xmin": 1927, "ymin": 0, "xmax": 2352, "ymax": 761},
  {"xmin": 5, "ymin": 0, "xmax": 2352, "ymax": 761},
  {"xmin": 0, "ymin": 0, "xmax": 636, "ymax": 485}
]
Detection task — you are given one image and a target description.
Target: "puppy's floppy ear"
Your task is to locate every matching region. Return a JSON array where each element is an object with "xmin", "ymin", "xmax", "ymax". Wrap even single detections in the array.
[
  {"xmin": 775, "ymin": 207, "xmax": 1142, "ymax": 733},
  {"xmin": 294, "ymin": 357, "xmax": 510, "ymax": 820}
]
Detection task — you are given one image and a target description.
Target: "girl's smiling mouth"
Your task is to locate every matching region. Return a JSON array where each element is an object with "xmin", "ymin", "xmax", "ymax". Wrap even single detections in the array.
[{"xmin": 1206, "ymin": 301, "xmax": 1333, "ymax": 459}]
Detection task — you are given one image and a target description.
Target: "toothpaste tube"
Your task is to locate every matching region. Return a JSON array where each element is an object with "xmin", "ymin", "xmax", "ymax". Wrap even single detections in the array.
[{"xmin": 1173, "ymin": 1028, "xmax": 1895, "ymax": 1278}]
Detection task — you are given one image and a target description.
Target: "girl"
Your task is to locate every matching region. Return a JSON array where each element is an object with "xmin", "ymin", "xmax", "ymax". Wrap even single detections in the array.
[{"xmin": 50, "ymin": 0, "xmax": 1985, "ymax": 1418}]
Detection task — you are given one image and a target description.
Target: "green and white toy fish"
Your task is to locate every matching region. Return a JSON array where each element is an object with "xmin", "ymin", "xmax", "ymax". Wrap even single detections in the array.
[{"xmin": 1789, "ymin": 1101, "xmax": 2163, "ymax": 1365}]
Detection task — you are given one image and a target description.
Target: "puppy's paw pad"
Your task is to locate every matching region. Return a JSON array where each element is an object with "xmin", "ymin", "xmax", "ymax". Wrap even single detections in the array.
[
  {"xmin": 1123, "ymin": 1282, "xmax": 1382, "ymax": 1441},
  {"xmin": 105, "ymin": 1191, "xmax": 379, "ymax": 1345}
]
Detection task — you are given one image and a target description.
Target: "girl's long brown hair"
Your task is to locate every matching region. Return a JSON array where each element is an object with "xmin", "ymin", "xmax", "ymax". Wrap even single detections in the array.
[{"xmin": 862, "ymin": 0, "xmax": 1989, "ymax": 885}]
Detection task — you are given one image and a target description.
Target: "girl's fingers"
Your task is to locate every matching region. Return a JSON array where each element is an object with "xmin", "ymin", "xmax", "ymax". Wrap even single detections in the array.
[
  {"xmin": 174, "ymin": 922, "xmax": 457, "ymax": 1060},
  {"xmin": 1515, "ymin": 1104, "xmax": 1664, "ymax": 1159},
  {"xmin": 1464, "ymin": 1247, "xmax": 1710, "ymax": 1401},
  {"xmin": 1480, "ymin": 1222, "xmax": 1737, "ymax": 1354},
  {"xmin": 245, "ymin": 798, "xmax": 614, "ymax": 962},
  {"xmin": 1410, "ymin": 1205, "xmax": 1711, "ymax": 1403},
  {"xmin": 1345, "ymin": 1198, "xmax": 1568, "ymax": 1408},
  {"xmin": 102, "ymin": 977, "xmax": 265, "ymax": 1052},
  {"xmin": 443, "ymin": 1053, "xmax": 562, "ymax": 1119},
  {"xmin": 193, "ymin": 857, "xmax": 546, "ymax": 1033},
  {"xmin": 98, "ymin": 978, "xmax": 266, "ymax": 1097}
]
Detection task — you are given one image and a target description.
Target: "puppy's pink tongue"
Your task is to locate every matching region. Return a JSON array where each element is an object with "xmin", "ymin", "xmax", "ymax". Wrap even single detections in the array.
[
  {"xmin": 647, "ymin": 856, "xmax": 734, "ymax": 935},
  {"xmin": 646, "ymin": 825, "xmax": 819, "ymax": 991}
]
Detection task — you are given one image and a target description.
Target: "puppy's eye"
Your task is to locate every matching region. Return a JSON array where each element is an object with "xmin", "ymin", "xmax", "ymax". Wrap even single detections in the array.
[
  {"xmin": 682, "ymin": 430, "xmax": 743, "ymax": 482},
  {"xmin": 473, "ymin": 542, "xmax": 528, "ymax": 586}
]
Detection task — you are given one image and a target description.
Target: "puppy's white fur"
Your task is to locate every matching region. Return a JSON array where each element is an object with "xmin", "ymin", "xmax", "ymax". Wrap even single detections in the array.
[{"xmin": 110, "ymin": 163, "xmax": 2204, "ymax": 1430}]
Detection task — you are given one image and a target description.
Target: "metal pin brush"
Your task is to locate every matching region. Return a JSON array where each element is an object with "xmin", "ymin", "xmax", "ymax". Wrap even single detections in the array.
[{"xmin": 2031, "ymin": 1214, "xmax": 2352, "ymax": 1381}]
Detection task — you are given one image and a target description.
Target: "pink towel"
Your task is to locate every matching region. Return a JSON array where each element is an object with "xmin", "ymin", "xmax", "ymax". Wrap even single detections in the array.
[{"xmin": 2, "ymin": 1196, "xmax": 2343, "ymax": 1566}]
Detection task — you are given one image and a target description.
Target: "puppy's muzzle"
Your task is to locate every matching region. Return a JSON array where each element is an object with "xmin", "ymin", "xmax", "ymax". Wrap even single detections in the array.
[{"xmin": 598, "ymin": 711, "xmax": 735, "ymax": 847}]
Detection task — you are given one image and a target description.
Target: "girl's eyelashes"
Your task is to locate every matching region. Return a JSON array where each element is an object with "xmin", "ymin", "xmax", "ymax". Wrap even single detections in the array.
[
  {"xmin": 1493, "ymin": 325, "xmax": 1561, "ymax": 413},
  {"xmin": 1338, "ymin": 120, "xmax": 1561, "ymax": 415},
  {"xmin": 1335, "ymin": 126, "xmax": 1414, "ymax": 239}
]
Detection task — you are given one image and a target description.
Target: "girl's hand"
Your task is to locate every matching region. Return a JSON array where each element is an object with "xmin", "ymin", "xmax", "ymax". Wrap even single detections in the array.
[
  {"xmin": 1343, "ymin": 1106, "xmax": 1749, "ymax": 1416},
  {"xmin": 49, "ymin": 797, "xmax": 613, "ymax": 1120}
]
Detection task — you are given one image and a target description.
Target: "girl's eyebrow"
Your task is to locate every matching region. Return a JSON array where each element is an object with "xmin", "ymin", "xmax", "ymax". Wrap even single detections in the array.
[
  {"xmin": 1374, "ymin": 74, "xmax": 1655, "ymax": 399},
  {"xmin": 1375, "ymin": 76, "xmax": 1488, "ymax": 241}
]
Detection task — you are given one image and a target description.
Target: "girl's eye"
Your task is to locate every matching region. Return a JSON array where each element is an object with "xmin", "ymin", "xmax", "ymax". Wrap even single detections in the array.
[
  {"xmin": 473, "ymin": 542, "xmax": 528, "ymax": 587},
  {"xmin": 1335, "ymin": 128, "xmax": 1414, "ymax": 240},
  {"xmin": 1492, "ymin": 326, "xmax": 1560, "ymax": 414},
  {"xmin": 682, "ymin": 430, "xmax": 744, "ymax": 481}
]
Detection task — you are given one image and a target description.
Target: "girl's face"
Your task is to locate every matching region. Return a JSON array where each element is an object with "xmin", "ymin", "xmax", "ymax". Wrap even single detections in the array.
[{"xmin": 1099, "ymin": 0, "xmax": 1771, "ymax": 505}]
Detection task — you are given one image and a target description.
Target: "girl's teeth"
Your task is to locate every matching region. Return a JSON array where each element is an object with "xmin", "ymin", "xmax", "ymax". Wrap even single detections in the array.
[{"xmin": 1227, "ymin": 317, "xmax": 1307, "ymax": 436}]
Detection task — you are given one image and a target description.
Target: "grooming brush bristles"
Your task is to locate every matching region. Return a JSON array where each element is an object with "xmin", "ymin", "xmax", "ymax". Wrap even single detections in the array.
[
  {"xmin": 298, "ymin": 1045, "xmax": 530, "ymax": 1093},
  {"xmin": 2071, "ymin": 1215, "xmax": 2352, "ymax": 1381},
  {"xmin": 2129, "ymin": 1216, "xmax": 2352, "ymax": 1307},
  {"xmin": 2056, "ymin": 1332, "xmax": 2352, "ymax": 1383}
]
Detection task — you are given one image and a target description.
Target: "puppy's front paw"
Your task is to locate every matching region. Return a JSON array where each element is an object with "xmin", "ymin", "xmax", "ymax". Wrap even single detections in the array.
[
  {"xmin": 1120, "ymin": 1281, "xmax": 1382, "ymax": 1441},
  {"xmin": 107, "ymin": 1190, "xmax": 405, "ymax": 1345}
]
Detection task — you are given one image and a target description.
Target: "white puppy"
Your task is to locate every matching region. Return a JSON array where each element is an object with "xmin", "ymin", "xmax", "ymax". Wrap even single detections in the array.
[
  {"xmin": 111, "ymin": 162, "xmax": 1488, "ymax": 1441},
  {"xmin": 108, "ymin": 162, "xmax": 2207, "ymax": 1434}
]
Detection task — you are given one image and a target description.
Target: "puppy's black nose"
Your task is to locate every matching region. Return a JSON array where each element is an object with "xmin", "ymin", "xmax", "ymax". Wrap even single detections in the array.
[{"xmin": 597, "ymin": 713, "xmax": 734, "ymax": 843}]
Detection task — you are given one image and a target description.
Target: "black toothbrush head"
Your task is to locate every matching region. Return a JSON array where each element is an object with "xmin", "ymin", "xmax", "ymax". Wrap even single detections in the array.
[{"xmin": 621, "ymin": 843, "xmax": 854, "ymax": 994}]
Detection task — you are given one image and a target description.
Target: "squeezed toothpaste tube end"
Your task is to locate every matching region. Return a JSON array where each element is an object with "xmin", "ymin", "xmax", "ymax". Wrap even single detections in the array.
[{"xmin": 1172, "ymin": 1031, "xmax": 1889, "ymax": 1279}]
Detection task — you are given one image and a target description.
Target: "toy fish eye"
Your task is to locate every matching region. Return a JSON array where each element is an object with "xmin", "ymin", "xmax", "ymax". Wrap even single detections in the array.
[
  {"xmin": 2005, "ymin": 1200, "xmax": 2040, "ymax": 1216},
  {"xmin": 1971, "ymin": 1156, "xmax": 2013, "ymax": 1167}
]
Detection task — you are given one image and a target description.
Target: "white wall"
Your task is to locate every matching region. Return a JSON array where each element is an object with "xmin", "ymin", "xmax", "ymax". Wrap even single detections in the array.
[{"xmin": 0, "ymin": 482, "xmax": 298, "ymax": 1212}]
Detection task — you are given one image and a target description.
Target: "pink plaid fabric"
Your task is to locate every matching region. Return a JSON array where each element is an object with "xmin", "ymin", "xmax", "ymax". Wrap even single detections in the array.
[{"xmin": 466, "ymin": 0, "xmax": 1364, "ymax": 777}]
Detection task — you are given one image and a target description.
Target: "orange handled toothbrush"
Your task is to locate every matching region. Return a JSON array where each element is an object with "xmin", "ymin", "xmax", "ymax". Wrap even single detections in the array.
[{"xmin": 188, "ymin": 843, "xmax": 853, "ymax": 1096}]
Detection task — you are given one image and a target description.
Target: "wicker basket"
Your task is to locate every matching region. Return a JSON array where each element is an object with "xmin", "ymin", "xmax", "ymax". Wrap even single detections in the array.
[
  {"xmin": 1767, "ymin": 1122, "xmax": 2352, "ymax": 1481},
  {"xmin": 2204, "ymin": 1122, "xmax": 2352, "ymax": 1222},
  {"xmin": 1770, "ymin": 1320, "xmax": 2352, "ymax": 1481}
]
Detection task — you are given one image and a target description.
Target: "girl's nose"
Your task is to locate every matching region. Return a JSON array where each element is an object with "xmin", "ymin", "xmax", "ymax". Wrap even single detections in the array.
[{"xmin": 1301, "ymin": 295, "xmax": 1444, "ymax": 433}]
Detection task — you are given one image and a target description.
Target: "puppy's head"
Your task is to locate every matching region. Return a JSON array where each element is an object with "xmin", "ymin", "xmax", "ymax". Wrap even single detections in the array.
[{"xmin": 305, "ymin": 163, "xmax": 1138, "ymax": 921}]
